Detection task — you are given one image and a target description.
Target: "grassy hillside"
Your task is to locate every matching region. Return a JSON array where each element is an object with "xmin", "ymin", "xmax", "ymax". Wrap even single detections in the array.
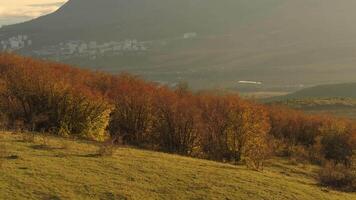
[{"xmin": 0, "ymin": 132, "xmax": 355, "ymax": 200}]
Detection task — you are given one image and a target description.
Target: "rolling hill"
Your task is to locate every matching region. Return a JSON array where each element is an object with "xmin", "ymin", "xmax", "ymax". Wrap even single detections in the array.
[
  {"xmin": 2, "ymin": 0, "xmax": 356, "ymax": 90},
  {"xmin": 269, "ymin": 83, "xmax": 356, "ymax": 100},
  {"xmin": 264, "ymin": 82, "xmax": 356, "ymax": 119},
  {"xmin": 1, "ymin": 132, "xmax": 355, "ymax": 200}
]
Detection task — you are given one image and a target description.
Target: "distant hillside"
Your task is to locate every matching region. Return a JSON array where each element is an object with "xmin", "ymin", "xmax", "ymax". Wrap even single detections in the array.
[
  {"xmin": 265, "ymin": 83, "xmax": 356, "ymax": 118},
  {"xmin": 0, "ymin": 0, "xmax": 280, "ymax": 43},
  {"xmin": 3, "ymin": 0, "xmax": 356, "ymax": 90},
  {"xmin": 1, "ymin": 132, "xmax": 355, "ymax": 200},
  {"xmin": 268, "ymin": 98, "xmax": 356, "ymax": 119},
  {"xmin": 272, "ymin": 83, "xmax": 356, "ymax": 100}
]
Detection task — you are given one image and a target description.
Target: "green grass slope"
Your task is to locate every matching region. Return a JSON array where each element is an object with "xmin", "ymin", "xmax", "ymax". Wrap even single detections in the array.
[
  {"xmin": 263, "ymin": 83, "xmax": 356, "ymax": 119},
  {"xmin": 0, "ymin": 132, "xmax": 355, "ymax": 200},
  {"xmin": 286, "ymin": 83, "xmax": 356, "ymax": 99},
  {"xmin": 270, "ymin": 83, "xmax": 356, "ymax": 101}
]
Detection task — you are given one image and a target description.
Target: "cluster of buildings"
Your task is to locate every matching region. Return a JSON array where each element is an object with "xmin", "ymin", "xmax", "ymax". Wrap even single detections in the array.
[
  {"xmin": 0, "ymin": 35, "xmax": 32, "ymax": 52},
  {"xmin": 0, "ymin": 32, "xmax": 198, "ymax": 60},
  {"xmin": 33, "ymin": 39, "xmax": 147, "ymax": 59}
]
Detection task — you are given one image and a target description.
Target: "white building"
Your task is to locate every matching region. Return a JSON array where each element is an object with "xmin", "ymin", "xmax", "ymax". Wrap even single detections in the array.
[{"xmin": 183, "ymin": 32, "xmax": 197, "ymax": 39}]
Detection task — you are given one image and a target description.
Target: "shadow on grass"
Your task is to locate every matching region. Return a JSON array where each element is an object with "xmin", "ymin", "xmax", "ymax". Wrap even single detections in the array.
[
  {"xmin": 76, "ymin": 153, "xmax": 101, "ymax": 158},
  {"xmin": 18, "ymin": 167, "xmax": 28, "ymax": 170},
  {"xmin": 33, "ymin": 152, "xmax": 104, "ymax": 159},
  {"xmin": 101, "ymin": 192, "xmax": 128, "ymax": 200},
  {"xmin": 6, "ymin": 155, "xmax": 19, "ymax": 160},
  {"xmin": 42, "ymin": 196, "xmax": 61, "ymax": 200},
  {"xmin": 30, "ymin": 144, "xmax": 65, "ymax": 151}
]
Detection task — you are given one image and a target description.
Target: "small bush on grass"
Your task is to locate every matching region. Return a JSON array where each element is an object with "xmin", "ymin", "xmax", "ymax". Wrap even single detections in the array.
[
  {"xmin": 21, "ymin": 132, "xmax": 35, "ymax": 143},
  {"xmin": 270, "ymin": 139, "xmax": 291, "ymax": 157},
  {"xmin": 97, "ymin": 140, "xmax": 116, "ymax": 157},
  {"xmin": 289, "ymin": 145, "xmax": 310, "ymax": 165},
  {"xmin": 38, "ymin": 133, "xmax": 51, "ymax": 147},
  {"xmin": 60, "ymin": 140, "xmax": 70, "ymax": 150},
  {"xmin": 318, "ymin": 162, "xmax": 356, "ymax": 192}
]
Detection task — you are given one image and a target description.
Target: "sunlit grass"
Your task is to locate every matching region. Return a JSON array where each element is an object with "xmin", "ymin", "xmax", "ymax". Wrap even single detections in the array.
[{"xmin": 0, "ymin": 132, "xmax": 355, "ymax": 200}]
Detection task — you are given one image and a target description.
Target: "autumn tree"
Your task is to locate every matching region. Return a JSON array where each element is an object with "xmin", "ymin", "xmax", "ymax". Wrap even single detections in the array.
[
  {"xmin": 197, "ymin": 94, "xmax": 237, "ymax": 161},
  {"xmin": 153, "ymin": 87, "xmax": 200, "ymax": 155},
  {"xmin": 108, "ymin": 74, "xmax": 157, "ymax": 146},
  {"xmin": 229, "ymin": 102, "xmax": 271, "ymax": 169},
  {"xmin": 268, "ymin": 105, "xmax": 322, "ymax": 156},
  {"xmin": 318, "ymin": 118, "xmax": 354, "ymax": 166}
]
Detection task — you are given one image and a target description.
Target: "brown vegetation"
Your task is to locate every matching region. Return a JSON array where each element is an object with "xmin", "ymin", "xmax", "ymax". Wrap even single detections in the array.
[
  {"xmin": 318, "ymin": 162, "xmax": 356, "ymax": 192},
  {"xmin": 0, "ymin": 53, "xmax": 354, "ymax": 175}
]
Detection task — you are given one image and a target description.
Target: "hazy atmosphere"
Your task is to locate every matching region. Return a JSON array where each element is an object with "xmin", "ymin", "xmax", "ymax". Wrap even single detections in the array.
[{"xmin": 0, "ymin": 1, "xmax": 355, "ymax": 199}]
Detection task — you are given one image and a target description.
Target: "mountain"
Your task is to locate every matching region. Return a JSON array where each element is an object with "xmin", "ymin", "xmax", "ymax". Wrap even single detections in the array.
[{"xmin": 2, "ymin": 0, "xmax": 356, "ymax": 90}]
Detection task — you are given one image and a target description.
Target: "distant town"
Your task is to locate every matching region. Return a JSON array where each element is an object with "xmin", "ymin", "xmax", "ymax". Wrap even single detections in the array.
[
  {"xmin": 33, "ymin": 39, "xmax": 148, "ymax": 60},
  {"xmin": 0, "ymin": 32, "xmax": 199, "ymax": 60},
  {"xmin": 0, "ymin": 34, "xmax": 32, "ymax": 51},
  {"xmin": 0, "ymin": 34, "xmax": 148, "ymax": 60}
]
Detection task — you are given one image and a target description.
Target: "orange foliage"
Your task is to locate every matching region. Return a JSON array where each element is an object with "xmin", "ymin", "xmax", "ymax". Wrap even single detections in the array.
[{"xmin": 0, "ymin": 53, "xmax": 354, "ymax": 167}]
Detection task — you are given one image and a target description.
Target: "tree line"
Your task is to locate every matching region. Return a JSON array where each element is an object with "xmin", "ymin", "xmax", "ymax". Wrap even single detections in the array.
[{"xmin": 0, "ymin": 54, "xmax": 354, "ymax": 173}]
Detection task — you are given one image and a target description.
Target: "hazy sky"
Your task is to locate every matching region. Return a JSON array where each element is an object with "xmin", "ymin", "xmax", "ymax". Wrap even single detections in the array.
[{"xmin": 0, "ymin": 0, "xmax": 67, "ymax": 26}]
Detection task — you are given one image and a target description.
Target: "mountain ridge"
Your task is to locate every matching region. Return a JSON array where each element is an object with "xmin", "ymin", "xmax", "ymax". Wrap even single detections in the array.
[{"xmin": 1, "ymin": 0, "xmax": 356, "ymax": 90}]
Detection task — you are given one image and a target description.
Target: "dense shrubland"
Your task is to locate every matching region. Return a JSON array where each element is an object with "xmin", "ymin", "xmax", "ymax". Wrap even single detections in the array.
[
  {"xmin": 0, "ymin": 54, "xmax": 355, "ymax": 189},
  {"xmin": 268, "ymin": 106, "xmax": 356, "ymax": 191},
  {"xmin": 0, "ymin": 54, "xmax": 111, "ymax": 141}
]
